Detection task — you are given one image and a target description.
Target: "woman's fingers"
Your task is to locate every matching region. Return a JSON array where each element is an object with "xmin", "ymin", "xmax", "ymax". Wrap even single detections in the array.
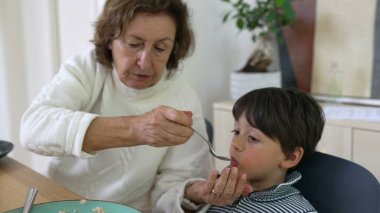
[
  {"xmin": 222, "ymin": 167, "xmax": 238, "ymax": 197},
  {"xmin": 154, "ymin": 106, "xmax": 193, "ymax": 135},
  {"xmin": 232, "ymin": 173, "xmax": 248, "ymax": 199},
  {"xmin": 203, "ymin": 167, "xmax": 249, "ymax": 206},
  {"xmin": 214, "ymin": 167, "xmax": 240, "ymax": 205},
  {"xmin": 159, "ymin": 106, "xmax": 193, "ymax": 127},
  {"xmin": 184, "ymin": 169, "xmax": 251, "ymax": 208},
  {"xmin": 242, "ymin": 182, "xmax": 254, "ymax": 195},
  {"xmin": 136, "ymin": 106, "xmax": 194, "ymax": 146},
  {"xmin": 205, "ymin": 170, "xmax": 219, "ymax": 193},
  {"xmin": 212, "ymin": 167, "xmax": 231, "ymax": 195}
]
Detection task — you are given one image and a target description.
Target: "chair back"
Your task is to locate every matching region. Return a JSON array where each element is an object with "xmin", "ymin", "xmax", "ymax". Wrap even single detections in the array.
[
  {"xmin": 294, "ymin": 151, "xmax": 380, "ymax": 213},
  {"xmin": 205, "ymin": 119, "xmax": 213, "ymax": 143}
]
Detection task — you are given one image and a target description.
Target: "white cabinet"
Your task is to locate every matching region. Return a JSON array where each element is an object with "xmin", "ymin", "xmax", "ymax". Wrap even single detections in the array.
[
  {"xmin": 213, "ymin": 101, "xmax": 380, "ymax": 181},
  {"xmin": 317, "ymin": 124, "xmax": 352, "ymax": 160},
  {"xmin": 352, "ymin": 130, "xmax": 380, "ymax": 180}
]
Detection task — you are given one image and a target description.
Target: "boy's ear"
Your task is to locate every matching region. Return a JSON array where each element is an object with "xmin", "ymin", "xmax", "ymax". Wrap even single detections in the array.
[{"xmin": 280, "ymin": 147, "xmax": 304, "ymax": 169}]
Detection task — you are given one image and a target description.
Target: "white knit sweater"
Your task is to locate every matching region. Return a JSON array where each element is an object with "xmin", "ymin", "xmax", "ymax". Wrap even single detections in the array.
[{"xmin": 20, "ymin": 48, "xmax": 213, "ymax": 212}]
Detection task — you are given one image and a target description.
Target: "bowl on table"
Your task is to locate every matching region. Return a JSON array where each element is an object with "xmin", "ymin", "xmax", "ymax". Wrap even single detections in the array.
[
  {"xmin": 0, "ymin": 140, "xmax": 14, "ymax": 159},
  {"xmin": 5, "ymin": 200, "xmax": 141, "ymax": 213}
]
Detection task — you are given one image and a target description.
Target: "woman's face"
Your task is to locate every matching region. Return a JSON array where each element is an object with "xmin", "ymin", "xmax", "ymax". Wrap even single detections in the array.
[
  {"xmin": 108, "ymin": 12, "xmax": 176, "ymax": 89},
  {"xmin": 229, "ymin": 114, "xmax": 287, "ymax": 190}
]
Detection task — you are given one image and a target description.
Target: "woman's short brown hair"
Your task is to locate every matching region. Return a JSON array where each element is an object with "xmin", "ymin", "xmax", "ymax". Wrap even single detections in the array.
[{"xmin": 91, "ymin": 0, "xmax": 194, "ymax": 78}]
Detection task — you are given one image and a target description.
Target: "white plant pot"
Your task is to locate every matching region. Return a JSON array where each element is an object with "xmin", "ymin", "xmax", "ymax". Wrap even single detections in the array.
[{"xmin": 230, "ymin": 71, "xmax": 281, "ymax": 100}]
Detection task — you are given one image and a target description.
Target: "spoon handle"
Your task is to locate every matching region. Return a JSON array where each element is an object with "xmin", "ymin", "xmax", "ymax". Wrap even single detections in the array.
[{"xmin": 22, "ymin": 187, "xmax": 38, "ymax": 213}]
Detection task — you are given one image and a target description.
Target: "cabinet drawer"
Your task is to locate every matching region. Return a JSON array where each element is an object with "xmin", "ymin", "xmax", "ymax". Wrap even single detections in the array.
[{"xmin": 352, "ymin": 129, "xmax": 380, "ymax": 180}]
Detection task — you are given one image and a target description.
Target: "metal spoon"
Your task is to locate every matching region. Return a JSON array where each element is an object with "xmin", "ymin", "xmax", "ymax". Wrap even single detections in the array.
[
  {"xmin": 22, "ymin": 187, "xmax": 38, "ymax": 213},
  {"xmin": 191, "ymin": 128, "xmax": 231, "ymax": 161}
]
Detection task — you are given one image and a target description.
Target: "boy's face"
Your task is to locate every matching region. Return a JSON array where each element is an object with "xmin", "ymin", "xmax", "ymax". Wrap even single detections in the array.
[{"xmin": 229, "ymin": 115, "xmax": 288, "ymax": 190}]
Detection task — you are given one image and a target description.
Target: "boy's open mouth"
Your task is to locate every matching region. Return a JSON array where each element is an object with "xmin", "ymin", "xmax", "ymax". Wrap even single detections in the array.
[{"xmin": 230, "ymin": 157, "xmax": 239, "ymax": 167}]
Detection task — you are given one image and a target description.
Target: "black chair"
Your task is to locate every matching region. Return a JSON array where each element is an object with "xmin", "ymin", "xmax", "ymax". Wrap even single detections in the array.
[
  {"xmin": 294, "ymin": 151, "xmax": 380, "ymax": 213},
  {"xmin": 205, "ymin": 119, "xmax": 213, "ymax": 143}
]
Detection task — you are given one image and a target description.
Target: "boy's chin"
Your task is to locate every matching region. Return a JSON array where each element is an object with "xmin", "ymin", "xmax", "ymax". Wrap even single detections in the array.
[{"xmin": 230, "ymin": 161, "xmax": 239, "ymax": 168}]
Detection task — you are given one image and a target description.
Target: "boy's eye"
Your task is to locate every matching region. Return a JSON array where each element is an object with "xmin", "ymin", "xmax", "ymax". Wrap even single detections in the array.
[
  {"xmin": 231, "ymin": 129, "xmax": 239, "ymax": 136},
  {"xmin": 248, "ymin": 135, "xmax": 259, "ymax": 143}
]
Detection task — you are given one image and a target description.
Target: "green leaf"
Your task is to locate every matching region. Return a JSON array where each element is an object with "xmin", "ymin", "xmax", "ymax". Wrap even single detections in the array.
[
  {"xmin": 275, "ymin": 0, "xmax": 285, "ymax": 7},
  {"xmin": 222, "ymin": 12, "xmax": 231, "ymax": 23},
  {"xmin": 283, "ymin": 0, "xmax": 296, "ymax": 22},
  {"xmin": 266, "ymin": 12, "xmax": 275, "ymax": 23},
  {"xmin": 233, "ymin": 0, "xmax": 243, "ymax": 8},
  {"xmin": 236, "ymin": 18, "xmax": 245, "ymax": 29}
]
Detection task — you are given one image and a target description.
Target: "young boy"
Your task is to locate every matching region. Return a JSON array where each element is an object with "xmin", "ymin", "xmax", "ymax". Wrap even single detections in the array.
[{"xmin": 207, "ymin": 87, "xmax": 325, "ymax": 212}]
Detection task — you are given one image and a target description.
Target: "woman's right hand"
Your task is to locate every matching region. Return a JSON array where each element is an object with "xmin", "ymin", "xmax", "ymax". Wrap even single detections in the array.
[
  {"xmin": 130, "ymin": 105, "xmax": 194, "ymax": 147},
  {"xmin": 83, "ymin": 105, "xmax": 194, "ymax": 152}
]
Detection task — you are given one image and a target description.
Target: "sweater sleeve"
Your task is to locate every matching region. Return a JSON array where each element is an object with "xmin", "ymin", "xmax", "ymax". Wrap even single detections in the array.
[{"xmin": 20, "ymin": 50, "xmax": 105, "ymax": 158}]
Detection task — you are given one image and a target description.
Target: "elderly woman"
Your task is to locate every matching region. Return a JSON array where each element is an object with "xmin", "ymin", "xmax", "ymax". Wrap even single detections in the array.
[{"xmin": 20, "ymin": 0, "xmax": 248, "ymax": 212}]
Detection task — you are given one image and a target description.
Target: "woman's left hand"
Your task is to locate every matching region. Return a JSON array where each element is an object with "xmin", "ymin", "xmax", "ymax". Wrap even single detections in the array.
[{"xmin": 184, "ymin": 167, "xmax": 253, "ymax": 207}]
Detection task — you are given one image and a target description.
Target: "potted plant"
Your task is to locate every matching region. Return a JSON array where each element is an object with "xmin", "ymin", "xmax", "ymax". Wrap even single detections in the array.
[{"xmin": 220, "ymin": 0, "xmax": 296, "ymax": 99}]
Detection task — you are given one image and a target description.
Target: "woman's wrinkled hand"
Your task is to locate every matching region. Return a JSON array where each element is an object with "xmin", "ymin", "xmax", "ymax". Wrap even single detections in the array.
[
  {"xmin": 184, "ymin": 167, "xmax": 254, "ymax": 207},
  {"xmin": 131, "ymin": 105, "xmax": 194, "ymax": 147}
]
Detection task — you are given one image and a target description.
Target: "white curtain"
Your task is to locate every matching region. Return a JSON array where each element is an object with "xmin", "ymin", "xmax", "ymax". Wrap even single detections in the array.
[{"xmin": 0, "ymin": 0, "xmax": 103, "ymax": 176}]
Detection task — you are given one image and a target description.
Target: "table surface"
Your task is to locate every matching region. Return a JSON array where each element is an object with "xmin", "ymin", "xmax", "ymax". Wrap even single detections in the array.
[{"xmin": 0, "ymin": 156, "xmax": 83, "ymax": 212}]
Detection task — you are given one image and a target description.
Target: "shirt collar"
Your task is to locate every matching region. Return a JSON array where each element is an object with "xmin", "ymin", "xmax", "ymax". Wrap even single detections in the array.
[{"xmin": 246, "ymin": 171, "xmax": 302, "ymax": 202}]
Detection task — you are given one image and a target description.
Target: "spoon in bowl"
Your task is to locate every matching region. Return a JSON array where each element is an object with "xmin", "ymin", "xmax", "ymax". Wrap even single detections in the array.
[{"xmin": 22, "ymin": 187, "xmax": 38, "ymax": 213}]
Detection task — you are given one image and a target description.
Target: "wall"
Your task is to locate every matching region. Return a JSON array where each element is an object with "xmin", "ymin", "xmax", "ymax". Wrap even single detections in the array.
[
  {"xmin": 312, "ymin": 0, "xmax": 377, "ymax": 99},
  {"xmin": 0, "ymin": 0, "xmax": 31, "ymax": 167},
  {"xmin": 0, "ymin": 0, "xmax": 254, "ymax": 174}
]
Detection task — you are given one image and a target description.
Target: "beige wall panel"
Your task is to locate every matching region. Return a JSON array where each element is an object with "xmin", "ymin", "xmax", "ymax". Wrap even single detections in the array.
[{"xmin": 312, "ymin": 0, "xmax": 376, "ymax": 98}]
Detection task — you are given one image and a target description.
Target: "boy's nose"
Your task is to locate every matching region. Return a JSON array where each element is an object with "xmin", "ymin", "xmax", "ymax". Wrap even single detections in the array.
[{"xmin": 231, "ymin": 137, "xmax": 244, "ymax": 152}]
